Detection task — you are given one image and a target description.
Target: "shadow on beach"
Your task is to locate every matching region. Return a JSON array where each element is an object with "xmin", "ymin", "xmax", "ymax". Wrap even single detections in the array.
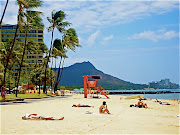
[{"xmin": 0, "ymin": 95, "xmax": 72, "ymax": 105}]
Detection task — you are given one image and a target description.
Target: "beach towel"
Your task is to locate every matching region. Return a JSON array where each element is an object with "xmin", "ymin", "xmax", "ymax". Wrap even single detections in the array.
[{"xmin": 85, "ymin": 111, "xmax": 110, "ymax": 115}]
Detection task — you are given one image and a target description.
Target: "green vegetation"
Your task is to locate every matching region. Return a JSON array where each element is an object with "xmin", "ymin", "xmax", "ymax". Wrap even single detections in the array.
[
  {"xmin": 0, "ymin": 94, "xmax": 53, "ymax": 100},
  {"xmin": 0, "ymin": 1, "xmax": 80, "ymax": 97},
  {"xmin": 47, "ymin": 10, "xmax": 80, "ymax": 92}
]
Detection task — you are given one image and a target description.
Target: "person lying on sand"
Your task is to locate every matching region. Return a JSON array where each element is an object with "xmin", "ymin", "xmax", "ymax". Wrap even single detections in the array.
[
  {"xmin": 22, "ymin": 113, "xmax": 64, "ymax": 120},
  {"xmin": 99, "ymin": 101, "xmax": 111, "ymax": 114},
  {"xmin": 135, "ymin": 99, "xmax": 148, "ymax": 108},
  {"xmin": 155, "ymin": 99, "xmax": 171, "ymax": 105},
  {"xmin": 139, "ymin": 97, "xmax": 147, "ymax": 100},
  {"xmin": 159, "ymin": 102, "xmax": 171, "ymax": 105},
  {"xmin": 72, "ymin": 104, "xmax": 94, "ymax": 107},
  {"xmin": 155, "ymin": 99, "xmax": 161, "ymax": 102}
]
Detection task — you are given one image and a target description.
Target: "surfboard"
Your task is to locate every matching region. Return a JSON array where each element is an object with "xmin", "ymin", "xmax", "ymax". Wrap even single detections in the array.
[{"xmin": 125, "ymin": 95, "xmax": 144, "ymax": 99}]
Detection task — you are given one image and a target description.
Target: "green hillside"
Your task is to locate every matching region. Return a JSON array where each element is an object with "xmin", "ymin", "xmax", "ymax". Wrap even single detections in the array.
[{"xmin": 53, "ymin": 61, "xmax": 148, "ymax": 90}]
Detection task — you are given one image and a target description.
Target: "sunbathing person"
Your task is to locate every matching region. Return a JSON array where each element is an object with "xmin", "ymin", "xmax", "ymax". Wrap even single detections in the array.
[
  {"xmin": 155, "ymin": 99, "xmax": 161, "ymax": 102},
  {"xmin": 72, "ymin": 104, "xmax": 94, "ymax": 107},
  {"xmin": 159, "ymin": 101, "xmax": 171, "ymax": 105},
  {"xmin": 155, "ymin": 99, "xmax": 171, "ymax": 105},
  {"xmin": 135, "ymin": 99, "xmax": 148, "ymax": 108},
  {"xmin": 99, "ymin": 101, "xmax": 111, "ymax": 114},
  {"xmin": 139, "ymin": 97, "xmax": 147, "ymax": 100},
  {"xmin": 22, "ymin": 113, "xmax": 64, "ymax": 120}
]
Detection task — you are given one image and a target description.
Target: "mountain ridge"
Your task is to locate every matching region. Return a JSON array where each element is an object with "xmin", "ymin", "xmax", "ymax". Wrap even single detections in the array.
[{"xmin": 53, "ymin": 61, "xmax": 148, "ymax": 90}]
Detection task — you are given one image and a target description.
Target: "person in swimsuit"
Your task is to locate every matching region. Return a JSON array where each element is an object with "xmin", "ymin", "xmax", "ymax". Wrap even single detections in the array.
[
  {"xmin": 22, "ymin": 113, "xmax": 64, "ymax": 120},
  {"xmin": 99, "ymin": 101, "xmax": 111, "ymax": 114},
  {"xmin": 155, "ymin": 99, "xmax": 171, "ymax": 105},
  {"xmin": 72, "ymin": 104, "xmax": 94, "ymax": 107},
  {"xmin": 135, "ymin": 99, "xmax": 148, "ymax": 108},
  {"xmin": 1, "ymin": 85, "xmax": 6, "ymax": 100}
]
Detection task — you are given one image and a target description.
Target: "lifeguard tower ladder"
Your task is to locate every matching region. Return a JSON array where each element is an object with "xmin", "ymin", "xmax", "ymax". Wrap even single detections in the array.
[{"xmin": 83, "ymin": 75, "xmax": 109, "ymax": 99}]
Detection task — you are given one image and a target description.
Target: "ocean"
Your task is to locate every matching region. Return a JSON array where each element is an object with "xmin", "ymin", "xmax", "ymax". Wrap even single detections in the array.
[{"xmin": 107, "ymin": 89, "xmax": 180, "ymax": 100}]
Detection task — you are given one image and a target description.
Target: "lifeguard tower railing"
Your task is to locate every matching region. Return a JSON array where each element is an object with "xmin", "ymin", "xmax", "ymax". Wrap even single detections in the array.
[{"xmin": 83, "ymin": 75, "xmax": 109, "ymax": 98}]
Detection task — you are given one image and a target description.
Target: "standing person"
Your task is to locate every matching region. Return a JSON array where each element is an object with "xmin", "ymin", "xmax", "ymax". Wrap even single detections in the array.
[
  {"xmin": 99, "ymin": 101, "xmax": 111, "ymax": 114},
  {"xmin": 1, "ymin": 85, "xmax": 6, "ymax": 100}
]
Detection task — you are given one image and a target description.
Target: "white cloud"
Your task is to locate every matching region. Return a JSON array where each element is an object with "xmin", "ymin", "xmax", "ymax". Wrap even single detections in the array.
[
  {"xmin": 86, "ymin": 30, "xmax": 100, "ymax": 46},
  {"xmin": 129, "ymin": 29, "xmax": 179, "ymax": 42},
  {"xmin": 101, "ymin": 35, "xmax": 114, "ymax": 45},
  {"xmin": 1, "ymin": 1, "xmax": 178, "ymax": 30},
  {"xmin": 103, "ymin": 35, "xmax": 114, "ymax": 41}
]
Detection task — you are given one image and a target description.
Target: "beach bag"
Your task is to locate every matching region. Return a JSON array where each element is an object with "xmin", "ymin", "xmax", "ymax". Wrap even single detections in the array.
[{"xmin": 130, "ymin": 104, "xmax": 134, "ymax": 107}]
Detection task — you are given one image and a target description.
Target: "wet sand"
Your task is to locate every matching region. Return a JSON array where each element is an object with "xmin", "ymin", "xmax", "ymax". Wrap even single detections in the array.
[{"xmin": 1, "ymin": 94, "xmax": 179, "ymax": 134}]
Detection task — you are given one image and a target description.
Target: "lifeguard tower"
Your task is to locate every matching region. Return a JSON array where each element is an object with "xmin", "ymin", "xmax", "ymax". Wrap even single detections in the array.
[{"xmin": 83, "ymin": 75, "xmax": 109, "ymax": 99}]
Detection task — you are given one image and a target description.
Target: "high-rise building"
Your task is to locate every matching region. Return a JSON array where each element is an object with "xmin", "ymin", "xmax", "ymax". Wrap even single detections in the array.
[
  {"xmin": 0, "ymin": 24, "xmax": 44, "ymax": 76},
  {"xmin": 164, "ymin": 78, "xmax": 170, "ymax": 88}
]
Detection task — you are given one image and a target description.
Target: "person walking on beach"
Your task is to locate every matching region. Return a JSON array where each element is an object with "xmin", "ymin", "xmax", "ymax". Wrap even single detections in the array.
[
  {"xmin": 99, "ymin": 101, "xmax": 111, "ymax": 114},
  {"xmin": 1, "ymin": 85, "xmax": 6, "ymax": 100}
]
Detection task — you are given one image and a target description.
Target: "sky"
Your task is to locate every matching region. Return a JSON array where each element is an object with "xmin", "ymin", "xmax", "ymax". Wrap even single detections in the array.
[{"xmin": 0, "ymin": 0, "xmax": 179, "ymax": 85}]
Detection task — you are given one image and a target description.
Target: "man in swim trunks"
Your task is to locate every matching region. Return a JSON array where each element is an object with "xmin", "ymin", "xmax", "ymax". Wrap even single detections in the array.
[{"xmin": 99, "ymin": 101, "xmax": 111, "ymax": 114}]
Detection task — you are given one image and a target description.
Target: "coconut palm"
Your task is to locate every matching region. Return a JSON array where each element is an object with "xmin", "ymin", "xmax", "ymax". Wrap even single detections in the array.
[
  {"xmin": 15, "ymin": 10, "xmax": 43, "ymax": 97},
  {"xmin": 51, "ymin": 39, "xmax": 67, "ymax": 91},
  {"xmin": 0, "ymin": 40, "xmax": 23, "ymax": 90},
  {"xmin": 0, "ymin": 0, "xmax": 9, "ymax": 25},
  {"xmin": 54, "ymin": 28, "xmax": 80, "ymax": 91},
  {"xmin": 52, "ymin": 38, "xmax": 67, "ymax": 92},
  {"xmin": 45, "ymin": 10, "xmax": 71, "ymax": 93},
  {"xmin": 2, "ymin": 0, "xmax": 42, "ymax": 89},
  {"xmin": 56, "ymin": 28, "xmax": 80, "ymax": 87}
]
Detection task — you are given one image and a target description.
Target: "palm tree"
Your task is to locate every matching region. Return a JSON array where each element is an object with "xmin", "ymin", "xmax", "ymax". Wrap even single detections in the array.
[
  {"xmin": 50, "ymin": 39, "xmax": 66, "ymax": 91},
  {"xmin": 53, "ymin": 39, "xmax": 67, "ymax": 92},
  {"xmin": 16, "ymin": 10, "xmax": 43, "ymax": 97},
  {"xmin": 45, "ymin": 10, "xmax": 71, "ymax": 93},
  {"xmin": 2, "ymin": 0, "xmax": 42, "ymax": 89},
  {"xmin": 56, "ymin": 28, "xmax": 80, "ymax": 87},
  {"xmin": 0, "ymin": 0, "xmax": 9, "ymax": 25},
  {"xmin": 0, "ymin": 40, "xmax": 23, "ymax": 90}
]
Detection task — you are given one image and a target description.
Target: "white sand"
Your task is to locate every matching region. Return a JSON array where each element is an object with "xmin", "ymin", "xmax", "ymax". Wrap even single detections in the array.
[{"xmin": 0, "ymin": 94, "xmax": 179, "ymax": 134}]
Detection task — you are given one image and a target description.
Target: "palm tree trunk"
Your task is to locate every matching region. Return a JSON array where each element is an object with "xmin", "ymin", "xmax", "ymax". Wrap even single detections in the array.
[
  {"xmin": 54, "ymin": 56, "xmax": 56, "ymax": 88},
  {"xmin": 50, "ymin": 56, "xmax": 53, "ymax": 90},
  {"xmin": 54, "ymin": 56, "xmax": 62, "ymax": 92},
  {"xmin": 57, "ymin": 58, "xmax": 65, "ymax": 84},
  {"xmin": 15, "ymin": 25, "xmax": 28, "ymax": 97},
  {"xmin": 55, "ymin": 56, "xmax": 56, "ymax": 72},
  {"xmin": 8, "ymin": 70, "xmax": 10, "ymax": 94},
  {"xmin": 39, "ymin": 77, "xmax": 40, "ymax": 94},
  {"xmin": 0, "ymin": 0, "xmax": 9, "ymax": 25},
  {"xmin": 44, "ymin": 28, "xmax": 54, "ymax": 93},
  {"xmin": 2, "ymin": 5, "xmax": 22, "ymax": 89},
  {"xmin": 3, "ymin": 24, "xmax": 19, "ymax": 87}
]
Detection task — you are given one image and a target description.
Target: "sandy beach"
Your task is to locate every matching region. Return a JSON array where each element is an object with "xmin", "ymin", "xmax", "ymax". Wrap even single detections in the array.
[{"xmin": 0, "ymin": 94, "xmax": 179, "ymax": 134}]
